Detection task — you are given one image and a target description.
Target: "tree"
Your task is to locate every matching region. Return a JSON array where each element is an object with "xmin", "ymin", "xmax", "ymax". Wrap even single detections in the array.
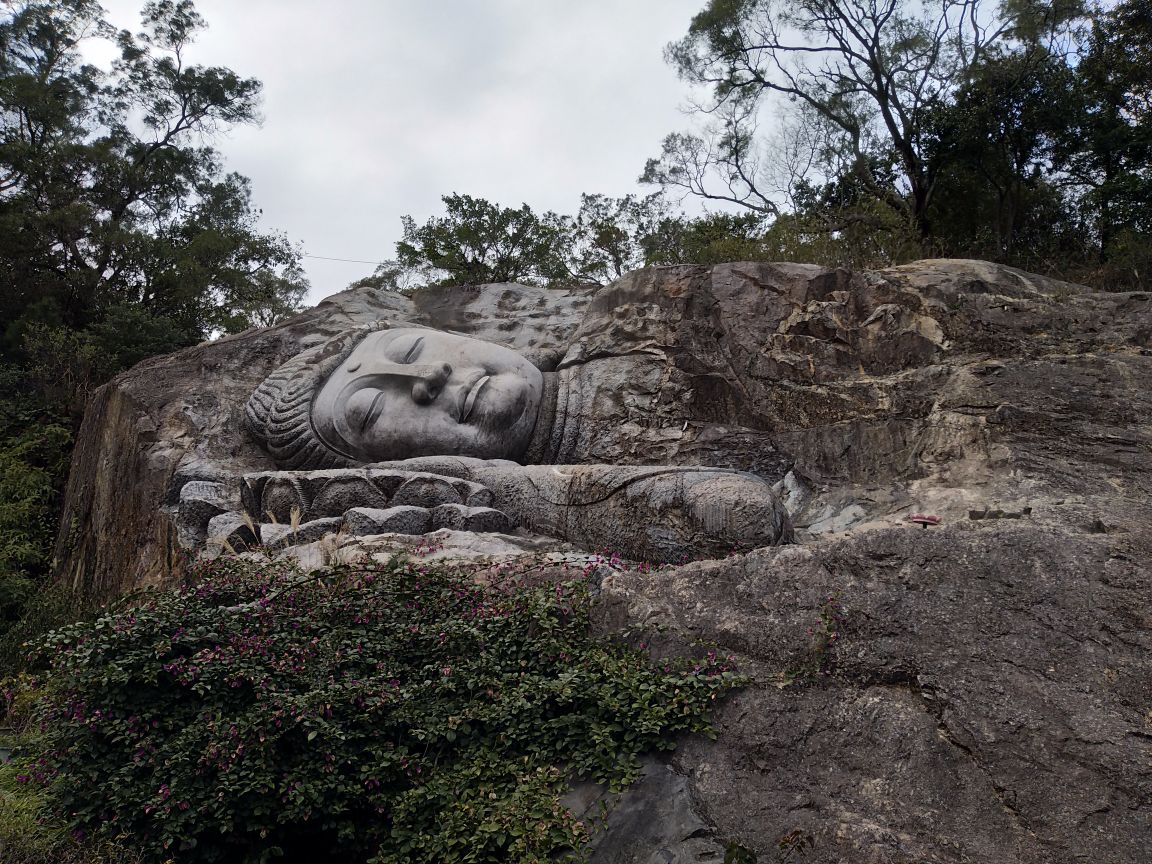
[
  {"xmin": 924, "ymin": 47, "xmax": 1078, "ymax": 260},
  {"xmin": 348, "ymin": 259, "xmax": 442, "ymax": 296},
  {"xmin": 643, "ymin": 0, "xmax": 1083, "ymax": 236},
  {"xmin": 0, "ymin": 0, "xmax": 306, "ymax": 357},
  {"xmin": 640, "ymin": 102, "xmax": 782, "ymax": 216},
  {"xmin": 0, "ymin": 0, "xmax": 306, "ymax": 634},
  {"xmin": 566, "ymin": 192, "xmax": 672, "ymax": 283},
  {"xmin": 1057, "ymin": 0, "xmax": 1152, "ymax": 266},
  {"xmin": 391, "ymin": 192, "xmax": 792, "ymax": 289},
  {"xmin": 0, "ymin": 363, "xmax": 69, "ymax": 637},
  {"xmin": 643, "ymin": 210, "xmax": 770, "ymax": 265},
  {"xmin": 395, "ymin": 193, "xmax": 572, "ymax": 285}
]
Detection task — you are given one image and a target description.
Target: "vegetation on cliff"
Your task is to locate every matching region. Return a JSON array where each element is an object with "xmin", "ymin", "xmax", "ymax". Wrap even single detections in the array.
[
  {"xmin": 365, "ymin": 1, "xmax": 1152, "ymax": 292},
  {"xmin": 643, "ymin": 0, "xmax": 1151, "ymax": 282},
  {"xmin": 2, "ymin": 555, "xmax": 739, "ymax": 863}
]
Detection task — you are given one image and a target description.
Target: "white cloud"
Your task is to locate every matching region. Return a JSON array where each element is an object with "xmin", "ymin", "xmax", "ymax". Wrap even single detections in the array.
[{"xmin": 94, "ymin": 0, "xmax": 705, "ymax": 301}]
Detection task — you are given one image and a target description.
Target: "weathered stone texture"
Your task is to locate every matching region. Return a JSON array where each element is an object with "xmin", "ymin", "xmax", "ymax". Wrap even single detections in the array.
[
  {"xmin": 53, "ymin": 283, "xmax": 591, "ymax": 595},
  {"xmin": 52, "ymin": 260, "xmax": 1152, "ymax": 861},
  {"xmin": 592, "ymin": 523, "xmax": 1152, "ymax": 863}
]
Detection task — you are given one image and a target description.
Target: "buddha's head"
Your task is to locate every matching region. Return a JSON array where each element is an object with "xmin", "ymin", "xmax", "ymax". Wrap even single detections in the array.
[{"xmin": 245, "ymin": 325, "xmax": 544, "ymax": 469}]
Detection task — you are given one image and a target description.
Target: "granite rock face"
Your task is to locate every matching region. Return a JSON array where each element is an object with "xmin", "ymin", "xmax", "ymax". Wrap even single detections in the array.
[
  {"xmin": 592, "ymin": 523, "xmax": 1152, "ymax": 863},
  {"xmin": 53, "ymin": 260, "xmax": 1152, "ymax": 861},
  {"xmin": 54, "ymin": 281, "xmax": 592, "ymax": 597},
  {"xmin": 60, "ymin": 258, "xmax": 1152, "ymax": 594}
]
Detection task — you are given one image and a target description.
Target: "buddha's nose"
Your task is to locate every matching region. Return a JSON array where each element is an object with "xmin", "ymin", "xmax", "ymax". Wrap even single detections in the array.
[{"xmin": 410, "ymin": 362, "xmax": 452, "ymax": 404}]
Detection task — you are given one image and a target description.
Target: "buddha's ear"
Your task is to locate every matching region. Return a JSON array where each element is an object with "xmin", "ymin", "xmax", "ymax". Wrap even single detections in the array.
[{"xmin": 521, "ymin": 346, "xmax": 563, "ymax": 372}]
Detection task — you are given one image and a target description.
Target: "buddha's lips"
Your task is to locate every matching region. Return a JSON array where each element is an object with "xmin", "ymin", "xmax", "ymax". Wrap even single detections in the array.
[{"xmin": 460, "ymin": 375, "xmax": 491, "ymax": 423}]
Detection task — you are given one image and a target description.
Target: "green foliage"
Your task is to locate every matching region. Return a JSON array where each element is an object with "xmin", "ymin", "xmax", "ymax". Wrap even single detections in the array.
[
  {"xmin": 0, "ymin": 0, "xmax": 306, "ymax": 357},
  {"xmin": 393, "ymin": 192, "xmax": 797, "ymax": 287},
  {"xmin": 0, "ymin": 422, "xmax": 70, "ymax": 624},
  {"xmin": 1, "ymin": 743, "xmax": 143, "ymax": 862},
  {"xmin": 1058, "ymin": 0, "xmax": 1152, "ymax": 279},
  {"xmin": 567, "ymin": 192, "xmax": 671, "ymax": 283},
  {"xmin": 925, "ymin": 49, "xmax": 1079, "ymax": 262},
  {"xmin": 392, "ymin": 187, "xmax": 935, "ymax": 283},
  {"xmin": 0, "ymin": 1, "xmax": 306, "ymax": 643},
  {"xmin": 646, "ymin": 201, "xmax": 928, "ymax": 271},
  {"xmin": 763, "ymin": 205, "xmax": 929, "ymax": 271},
  {"xmin": 17, "ymin": 310, "xmax": 201, "ymax": 420},
  {"xmin": 651, "ymin": 0, "xmax": 1026, "ymax": 231},
  {"xmin": 723, "ymin": 840, "xmax": 758, "ymax": 863},
  {"xmin": 0, "ymin": 362, "xmax": 72, "ymax": 638},
  {"xmin": 394, "ymin": 192, "xmax": 678, "ymax": 288},
  {"xmin": 646, "ymin": 0, "xmax": 1150, "ymax": 285},
  {"xmin": 644, "ymin": 211, "xmax": 769, "ymax": 266},
  {"xmin": 785, "ymin": 594, "xmax": 847, "ymax": 685},
  {"xmin": 347, "ymin": 259, "xmax": 441, "ymax": 297},
  {"xmin": 1, "ymin": 673, "xmax": 143, "ymax": 863},
  {"xmin": 0, "ymin": 577, "xmax": 86, "ymax": 672},
  {"xmin": 396, "ymin": 193, "xmax": 573, "ymax": 286},
  {"xmin": 11, "ymin": 557, "xmax": 741, "ymax": 863}
]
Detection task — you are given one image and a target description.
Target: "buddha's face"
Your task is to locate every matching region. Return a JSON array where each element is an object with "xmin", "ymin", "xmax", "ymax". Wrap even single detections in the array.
[{"xmin": 311, "ymin": 328, "xmax": 543, "ymax": 462}]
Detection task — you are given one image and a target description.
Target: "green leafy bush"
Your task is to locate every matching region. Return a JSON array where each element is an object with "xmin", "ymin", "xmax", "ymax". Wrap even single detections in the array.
[
  {"xmin": 12, "ymin": 557, "xmax": 740, "ymax": 863},
  {"xmin": 0, "ymin": 361, "xmax": 74, "ymax": 644},
  {"xmin": 1, "ymin": 712, "xmax": 142, "ymax": 864},
  {"xmin": 0, "ymin": 421, "xmax": 71, "ymax": 635}
]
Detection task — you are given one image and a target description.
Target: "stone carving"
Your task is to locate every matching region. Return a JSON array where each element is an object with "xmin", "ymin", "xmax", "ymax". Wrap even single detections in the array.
[
  {"xmin": 245, "ymin": 325, "xmax": 545, "ymax": 467},
  {"xmin": 240, "ymin": 322, "xmax": 794, "ymax": 561},
  {"xmin": 185, "ymin": 460, "xmax": 792, "ymax": 564},
  {"xmin": 52, "ymin": 262, "xmax": 1152, "ymax": 862},
  {"xmin": 57, "ymin": 261, "xmax": 1152, "ymax": 592}
]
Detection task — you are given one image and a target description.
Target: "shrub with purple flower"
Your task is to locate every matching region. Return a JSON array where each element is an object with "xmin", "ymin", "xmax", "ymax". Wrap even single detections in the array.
[{"xmin": 10, "ymin": 555, "xmax": 741, "ymax": 863}]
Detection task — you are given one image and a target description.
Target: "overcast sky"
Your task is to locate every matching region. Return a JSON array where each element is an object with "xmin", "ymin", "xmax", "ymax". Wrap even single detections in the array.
[{"xmin": 94, "ymin": 0, "xmax": 708, "ymax": 303}]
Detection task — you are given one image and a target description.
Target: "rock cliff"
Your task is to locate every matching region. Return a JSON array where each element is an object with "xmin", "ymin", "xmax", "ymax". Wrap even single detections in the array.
[{"xmin": 53, "ymin": 260, "xmax": 1152, "ymax": 861}]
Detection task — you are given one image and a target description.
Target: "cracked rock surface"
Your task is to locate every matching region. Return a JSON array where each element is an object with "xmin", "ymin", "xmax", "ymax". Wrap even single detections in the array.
[
  {"xmin": 592, "ymin": 524, "xmax": 1152, "ymax": 863},
  {"xmin": 52, "ymin": 259, "xmax": 1152, "ymax": 860}
]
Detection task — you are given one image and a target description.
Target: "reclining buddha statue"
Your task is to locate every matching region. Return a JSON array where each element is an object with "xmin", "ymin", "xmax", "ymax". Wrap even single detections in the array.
[{"xmin": 241, "ymin": 321, "xmax": 793, "ymax": 562}]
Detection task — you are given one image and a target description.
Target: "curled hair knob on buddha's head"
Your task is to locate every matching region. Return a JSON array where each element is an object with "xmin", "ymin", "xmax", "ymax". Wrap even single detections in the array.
[{"xmin": 245, "ymin": 323, "xmax": 548, "ymax": 469}]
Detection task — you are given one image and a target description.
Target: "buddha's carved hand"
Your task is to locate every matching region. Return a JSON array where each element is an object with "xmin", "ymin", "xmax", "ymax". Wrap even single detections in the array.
[
  {"xmin": 180, "ymin": 467, "xmax": 518, "ymax": 554},
  {"xmin": 181, "ymin": 460, "xmax": 793, "ymax": 562}
]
